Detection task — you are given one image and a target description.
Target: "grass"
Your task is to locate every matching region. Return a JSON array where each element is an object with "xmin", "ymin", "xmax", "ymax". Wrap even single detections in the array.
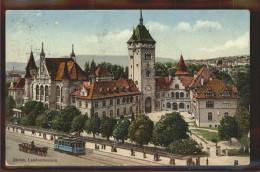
[
  {"xmin": 190, "ymin": 129, "xmax": 220, "ymax": 142},
  {"xmin": 222, "ymin": 148, "xmax": 250, "ymax": 156},
  {"xmin": 188, "ymin": 121, "xmax": 218, "ymax": 131}
]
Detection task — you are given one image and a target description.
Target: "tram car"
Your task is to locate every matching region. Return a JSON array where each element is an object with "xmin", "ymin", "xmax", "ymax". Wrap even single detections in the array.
[{"xmin": 54, "ymin": 137, "xmax": 86, "ymax": 154}]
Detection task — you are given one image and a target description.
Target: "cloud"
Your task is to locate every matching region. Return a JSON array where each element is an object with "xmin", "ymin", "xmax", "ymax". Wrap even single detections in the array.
[
  {"xmin": 173, "ymin": 22, "xmax": 192, "ymax": 32},
  {"xmin": 193, "ymin": 20, "xmax": 222, "ymax": 30},
  {"xmin": 199, "ymin": 32, "xmax": 249, "ymax": 52},
  {"xmin": 174, "ymin": 20, "xmax": 222, "ymax": 32},
  {"xmin": 146, "ymin": 21, "xmax": 170, "ymax": 31}
]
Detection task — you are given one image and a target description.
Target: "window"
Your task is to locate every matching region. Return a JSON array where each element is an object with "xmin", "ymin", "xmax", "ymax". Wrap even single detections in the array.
[
  {"xmin": 147, "ymin": 63, "xmax": 149, "ymax": 68},
  {"xmin": 123, "ymin": 97, "xmax": 126, "ymax": 103},
  {"xmin": 162, "ymin": 93, "xmax": 165, "ymax": 97},
  {"xmin": 180, "ymin": 92, "xmax": 184, "ymax": 98},
  {"xmin": 136, "ymin": 106, "xmax": 138, "ymax": 113},
  {"xmin": 146, "ymin": 70, "xmax": 150, "ymax": 77},
  {"xmin": 102, "ymin": 100, "xmax": 106, "ymax": 107},
  {"xmin": 124, "ymin": 107, "xmax": 126, "ymax": 114},
  {"xmin": 135, "ymin": 81, "xmax": 138, "ymax": 85},
  {"xmin": 102, "ymin": 111, "xmax": 106, "ymax": 118},
  {"xmin": 175, "ymin": 92, "xmax": 179, "ymax": 99},
  {"xmin": 156, "ymin": 93, "xmax": 160, "ymax": 99},
  {"xmin": 85, "ymin": 102, "xmax": 88, "ymax": 108},
  {"xmin": 186, "ymin": 93, "xmax": 189, "ymax": 98},
  {"xmin": 110, "ymin": 110, "xmax": 113, "ymax": 117},
  {"xmin": 56, "ymin": 86, "xmax": 60, "ymax": 102},
  {"xmin": 110, "ymin": 99, "xmax": 113, "ymax": 105},
  {"xmin": 206, "ymin": 101, "xmax": 214, "ymax": 108},
  {"xmin": 167, "ymin": 102, "xmax": 171, "ymax": 108},
  {"xmin": 187, "ymin": 105, "xmax": 189, "ymax": 109},
  {"xmin": 130, "ymin": 107, "xmax": 133, "ymax": 113},
  {"xmin": 130, "ymin": 55, "xmax": 133, "ymax": 59},
  {"xmin": 126, "ymin": 97, "xmax": 129, "ymax": 103},
  {"xmin": 131, "ymin": 65, "xmax": 132, "ymax": 68},
  {"xmin": 36, "ymin": 85, "xmax": 39, "ymax": 100},
  {"xmin": 95, "ymin": 101, "xmax": 98, "ymax": 108},
  {"xmin": 222, "ymin": 90, "xmax": 230, "ymax": 96},
  {"xmin": 171, "ymin": 92, "xmax": 174, "ymax": 97},
  {"xmin": 136, "ymin": 96, "xmax": 139, "ymax": 101},
  {"xmin": 224, "ymin": 112, "xmax": 229, "ymax": 118},
  {"xmin": 208, "ymin": 112, "xmax": 212, "ymax": 121},
  {"xmin": 206, "ymin": 90, "xmax": 214, "ymax": 96},
  {"xmin": 117, "ymin": 99, "xmax": 120, "ymax": 105},
  {"xmin": 117, "ymin": 109, "xmax": 120, "ymax": 116},
  {"xmin": 94, "ymin": 112, "xmax": 98, "ymax": 118},
  {"xmin": 146, "ymin": 85, "xmax": 151, "ymax": 91},
  {"xmin": 179, "ymin": 103, "xmax": 184, "ymax": 109},
  {"xmin": 145, "ymin": 53, "xmax": 151, "ymax": 60},
  {"xmin": 72, "ymin": 97, "xmax": 76, "ymax": 103},
  {"xmin": 175, "ymin": 84, "xmax": 179, "ymax": 89},
  {"xmin": 136, "ymin": 64, "xmax": 139, "ymax": 67},
  {"xmin": 222, "ymin": 103, "xmax": 231, "ymax": 108},
  {"xmin": 79, "ymin": 101, "xmax": 82, "ymax": 107},
  {"xmin": 130, "ymin": 96, "xmax": 133, "ymax": 102}
]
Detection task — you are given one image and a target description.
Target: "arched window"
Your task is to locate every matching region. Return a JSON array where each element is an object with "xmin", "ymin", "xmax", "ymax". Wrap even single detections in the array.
[
  {"xmin": 171, "ymin": 92, "xmax": 174, "ymax": 97},
  {"xmin": 60, "ymin": 87, "xmax": 63, "ymax": 103},
  {"xmin": 145, "ymin": 53, "xmax": 151, "ymax": 60},
  {"xmin": 117, "ymin": 109, "xmax": 120, "ymax": 116},
  {"xmin": 147, "ymin": 63, "xmax": 149, "ymax": 68},
  {"xmin": 94, "ymin": 112, "xmax": 98, "ymax": 118},
  {"xmin": 135, "ymin": 81, "xmax": 138, "ymax": 85},
  {"xmin": 180, "ymin": 92, "xmax": 184, "ymax": 98},
  {"xmin": 175, "ymin": 84, "xmax": 179, "ymax": 89},
  {"xmin": 36, "ymin": 85, "xmax": 39, "ymax": 100},
  {"xmin": 179, "ymin": 103, "xmax": 184, "ymax": 109},
  {"xmin": 167, "ymin": 102, "xmax": 171, "ymax": 108},
  {"xmin": 102, "ymin": 111, "xmax": 106, "ymax": 118},
  {"xmin": 176, "ymin": 92, "xmax": 179, "ymax": 99},
  {"xmin": 224, "ymin": 112, "xmax": 229, "ymax": 118},
  {"xmin": 110, "ymin": 110, "xmax": 113, "ymax": 117},
  {"xmin": 56, "ymin": 86, "xmax": 60, "ymax": 102},
  {"xmin": 45, "ymin": 86, "xmax": 49, "ymax": 101},
  {"xmin": 146, "ymin": 70, "xmax": 150, "ymax": 77},
  {"xmin": 208, "ymin": 112, "xmax": 212, "ymax": 121},
  {"xmin": 40, "ymin": 85, "xmax": 44, "ymax": 101}
]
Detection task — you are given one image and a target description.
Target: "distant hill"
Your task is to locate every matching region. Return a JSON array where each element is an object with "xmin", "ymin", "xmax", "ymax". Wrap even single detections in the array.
[{"xmin": 6, "ymin": 55, "xmax": 175, "ymax": 71}]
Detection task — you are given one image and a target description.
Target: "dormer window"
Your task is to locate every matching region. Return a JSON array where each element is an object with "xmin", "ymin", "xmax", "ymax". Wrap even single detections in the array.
[
  {"xmin": 127, "ymin": 86, "xmax": 131, "ymax": 91},
  {"xmin": 114, "ymin": 87, "xmax": 119, "ymax": 93},
  {"xmin": 121, "ymin": 86, "xmax": 126, "ymax": 92},
  {"xmin": 206, "ymin": 90, "xmax": 214, "ymax": 96},
  {"xmin": 222, "ymin": 90, "xmax": 230, "ymax": 96},
  {"xmin": 100, "ymin": 88, "xmax": 104, "ymax": 94},
  {"xmin": 81, "ymin": 90, "xmax": 87, "ymax": 96},
  {"xmin": 107, "ymin": 88, "xmax": 112, "ymax": 94}
]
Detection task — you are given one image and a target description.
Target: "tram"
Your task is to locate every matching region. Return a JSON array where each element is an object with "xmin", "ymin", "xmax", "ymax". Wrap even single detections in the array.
[{"xmin": 54, "ymin": 137, "xmax": 86, "ymax": 154}]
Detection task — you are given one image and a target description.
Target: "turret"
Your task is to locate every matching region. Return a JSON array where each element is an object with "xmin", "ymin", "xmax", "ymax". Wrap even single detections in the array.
[
  {"xmin": 62, "ymin": 59, "xmax": 70, "ymax": 108},
  {"xmin": 40, "ymin": 42, "xmax": 45, "ymax": 60},
  {"xmin": 71, "ymin": 44, "xmax": 76, "ymax": 62},
  {"xmin": 175, "ymin": 53, "xmax": 190, "ymax": 76},
  {"xmin": 89, "ymin": 60, "xmax": 96, "ymax": 84}
]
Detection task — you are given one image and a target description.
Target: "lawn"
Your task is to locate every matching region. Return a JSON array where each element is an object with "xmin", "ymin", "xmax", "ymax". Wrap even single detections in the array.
[
  {"xmin": 190, "ymin": 128, "xmax": 220, "ymax": 141},
  {"xmin": 188, "ymin": 121, "xmax": 218, "ymax": 131},
  {"xmin": 222, "ymin": 148, "xmax": 250, "ymax": 156}
]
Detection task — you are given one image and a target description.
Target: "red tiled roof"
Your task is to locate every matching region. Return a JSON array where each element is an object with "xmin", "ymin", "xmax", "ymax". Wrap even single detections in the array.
[
  {"xmin": 26, "ymin": 51, "xmax": 37, "ymax": 70},
  {"xmin": 155, "ymin": 77, "xmax": 171, "ymax": 91},
  {"xmin": 188, "ymin": 66, "xmax": 217, "ymax": 88},
  {"xmin": 197, "ymin": 80, "xmax": 239, "ymax": 99},
  {"xmin": 95, "ymin": 67, "xmax": 113, "ymax": 76},
  {"xmin": 175, "ymin": 55, "xmax": 190, "ymax": 76},
  {"xmin": 178, "ymin": 76, "xmax": 193, "ymax": 90},
  {"xmin": 75, "ymin": 78, "xmax": 141, "ymax": 99},
  {"xmin": 45, "ymin": 58, "xmax": 87, "ymax": 81},
  {"xmin": 8, "ymin": 78, "xmax": 25, "ymax": 90}
]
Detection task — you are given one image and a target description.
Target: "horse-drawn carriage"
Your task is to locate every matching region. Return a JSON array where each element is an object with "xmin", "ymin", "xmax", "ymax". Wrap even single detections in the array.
[{"xmin": 18, "ymin": 142, "xmax": 48, "ymax": 156}]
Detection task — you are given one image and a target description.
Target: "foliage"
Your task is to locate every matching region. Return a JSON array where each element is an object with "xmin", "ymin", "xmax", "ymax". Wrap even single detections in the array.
[
  {"xmin": 21, "ymin": 101, "xmax": 47, "ymax": 126},
  {"xmin": 52, "ymin": 105, "xmax": 81, "ymax": 132},
  {"xmin": 208, "ymin": 66, "xmax": 233, "ymax": 85},
  {"xmin": 124, "ymin": 66, "xmax": 129, "ymax": 79},
  {"xmin": 70, "ymin": 115, "xmax": 88, "ymax": 134},
  {"xmin": 113, "ymin": 117, "xmax": 130, "ymax": 142},
  {"xmin": 218, "ymin": 116, "xmax": 241, "ymax": 142},
  {"xmin": 155, "ymin": 62, "xmax": 176, "ymax": 77},
  {"xmin": 5, "ymin": 96, "xmax": 16, "ymax": 121},
  {"xmin": 128, "ymin": 115, "xmax": 154, "ymax": 146},
  {"xmin": 166, "ymin": 139, "xmax": 203, "ymax": 155},
  {"xmin": 5, "ymin": 82, "xmax": 11, "ymax": 98},
  {"xmin": 36, "ymin": 109, "xmax": 58, "ymax": 129},
  {"xmin": 231, "ymin": 65, "xmax": 250, "ymax": 108},
  {"xmin": 152, "ymin": 112, "xmax": 189, "ymax": 147},
  {"xmin": 84, "ymin": 61, "xmax": 92, "ymax": 78},
  {"xmin": 235, "ymin": 106, "xmax": 250, "ymax": 135},
  {"xmin": 223, "ymin": 148, "xmax": 249, "ymax": 156},
  {"xmin": 191, "ymin": 129, "xmax": 220, "ymax": 142},
  {"xmin": 100, "ymin": 117, "xmax": 117, "ymax": 140},
  {"xmin": 84, "ymin": 117, "xmax": 101, "ymax": 139},
  {"xmin": 217, "ymin": 59, "xmax": 222, "ymax": 65},
  {"xmin": 186, "ymin": 63, "xmax": 205, "ymax": 77},
  {"xmin": 131, "ymin": 113, "xmax": 135, "ymax": 122}
]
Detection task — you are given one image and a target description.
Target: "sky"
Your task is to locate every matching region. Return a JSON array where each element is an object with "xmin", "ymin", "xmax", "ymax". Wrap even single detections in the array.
[{"xmin": 6, "ymin": 10, "xmax": 249, "ymax": 63}]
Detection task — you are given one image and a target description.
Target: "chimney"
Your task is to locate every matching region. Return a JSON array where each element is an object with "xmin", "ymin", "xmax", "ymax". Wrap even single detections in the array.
[
  {"xmin": 201, "ymin": 78, "xmax": 204, "ymax": 86},
  {"xmin": 194, "ymin": 71, "xmax": 197, "ymax": 79}
]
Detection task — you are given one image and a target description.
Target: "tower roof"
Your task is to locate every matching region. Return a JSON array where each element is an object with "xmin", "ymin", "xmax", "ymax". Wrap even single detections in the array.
[
  {"xmin": 61, "ymin": 60, "xmax": 70, "ymax": 79},
  {"xmin": 25, "ymin": 51, "xmax": 37, "ymax": 70},
  {"xmin": 90, "ymin": 60, "xmax": 96, "ymax": 76},
  {"xmin": 175, "ymin": 54, "xmax": 190, "ymax": 76},
  {"xmin": 40, "ymin": 42, "xmax": 45, "ymax": 57},
  {"xmin": 71, "ymin": 44, "xmax": 75, "ymax": 57},
  {"xmin": 127, "ymin": 11, "xmax": 156, "ymax": 44}
]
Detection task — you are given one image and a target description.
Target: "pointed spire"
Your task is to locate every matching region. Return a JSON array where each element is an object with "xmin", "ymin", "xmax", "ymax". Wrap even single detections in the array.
[
  {"xmin": 40, "ymin": 42, "xmax": 45, "ymax": 57},
  {"xmin": 90, "ymin": 60, "xmax": 96, "ymax": 76},
  {"xmin": 175, "ymin": 53, "xmax": 190, "ymax": 76},
  {"xmin": 140, "ymin": 10, "xmax": 143, "ymax": 26},
  {"xmin": 71, "ymin": 44, "xmax": 76, "ymax": 61},
  {"xmin": 25, "ymin": 66, "xmax": 32, "ymax": 78},
  {"xmin": 26, "ymin": 50, "xmax": 37, "ymax": 70},
  {"xmin": 62, "ymin": 59, "xmax": 70, "ymax": 79}
]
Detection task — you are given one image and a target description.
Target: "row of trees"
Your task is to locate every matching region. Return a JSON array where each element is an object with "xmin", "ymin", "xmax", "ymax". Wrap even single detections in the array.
[{"xmin": 84, "ymin": 61, "xmax": 128, "ymax": 80}]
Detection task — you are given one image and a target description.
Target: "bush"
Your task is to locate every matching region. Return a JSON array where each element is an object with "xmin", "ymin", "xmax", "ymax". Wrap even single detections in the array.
[{"xmin": 166, "ymin": 139, "xmax": 203, "ymax": 155}]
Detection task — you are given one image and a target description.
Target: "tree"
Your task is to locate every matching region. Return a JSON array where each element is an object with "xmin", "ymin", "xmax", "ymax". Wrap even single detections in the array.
[
  {"xmin": 84, "ymin": 61, "xmax": 91, "ymax": 78},
  {"xmin": 100, "ymin": 117, "xmax": 117, "ymax": 140},
  {"xmin": 235, "ymin": 106, "xmax": 250, "ymax": 135},
  {"xmin": 5, "ymin": 96, "xmax": 16, "ymax": 121},
  {"xmin": 36, "ymin": 109, "xmax": 58, "ymax": 129},
  {"xmin": 21, "ymin": 101, "xmax": 47, "ymax": 126},
  {"xmin": 128, "ymin": 115, "xmax": 154, "ymax": 146},
  {"xmin": 84, "ymin": 117, "xmax": 101, "ymax": 139},
  {"xmin": 186, "ymin": 63, "xmax": 204, "ymax": 76},
  {"xmin": 218, "ymin": 116, "xmax": 240, "ymax": 145},
  {"xmin": 113, "ymin": 117, "xmax": 130, "ymax": 143},
  {"xmin": 166, "ymin": 139, "xmax": 203, "ymax": 155},
  {"xmin": 208, "ymin": 66, "xmax": 233, "ymax": 85},
  {"xmin": 131, "ymin": 113, "xmax": 135, "ymax": 122},
  {"xmin": 155, "ymin": 62, "xmax": 176, "ymax": 77},
  {"xmin": 70, "ymin": 115, "xmax": 88, "ymax": 135},
  {"xmin": 52, "ymin": 105, "xmax": 81, "ymax": 132},
  {"xmin": 5, "ymin": 82, "xmax": 11, "ymax": 98},
  {"xmin": 152, "ymin": 112, "xmax": 189, "ymax": 147},
  {"xmin": 217, "ymin": 59, "xmax": 222, "ymax": 65},
  {"xmin": 124, "ymin": 66, "xmax": 129, "ymax": 78}
]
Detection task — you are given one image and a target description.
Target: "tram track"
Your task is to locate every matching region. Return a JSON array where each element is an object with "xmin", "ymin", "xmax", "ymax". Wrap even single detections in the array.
[{"xmin": 6, "ymin": 131, "xmax": 165, "ymax": 166}]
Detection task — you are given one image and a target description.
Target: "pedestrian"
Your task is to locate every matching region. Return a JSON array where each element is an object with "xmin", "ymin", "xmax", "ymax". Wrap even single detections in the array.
[
  {"xmin": 114, "ymin": 146, "xmax": 117, "ymax": 152},
  {"xmin": 111, "ymin": 145, "xmax": 114, "ymax": 152},
  {"xmin": 172, "ymin": 157, "xmax": 175, "ymax": 165},
  {"xmin": 95, "ymin": 143, "xmax": 97, "ymax": 149},
  {"xmin": 169, "ymin": 157, "xmax": 173, "ymax": 165},
  {"xmin": 97, "ymin": 145, "xmax": 99, "ymax": 150},
  {"xmin": 101, "ymin": 143, "xmax": 104, "ymax": 149},
  {"xmin": 196, "ymin": 157, "xmax": 200, "ymax": 166},
  {"xmin": 206, "ymin": 157, "xmax": 209, "ymax": 165},
  {"xmin": 104, "ymin": 143, "xmax": 106, "ymax": 150},
  {"xmin": 143, "ymin": 148, "xmax": 147, "ymax": 158},
  {"xmin": 131, "ymin": 148, "xmax": 133, "ymax": 156}
]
